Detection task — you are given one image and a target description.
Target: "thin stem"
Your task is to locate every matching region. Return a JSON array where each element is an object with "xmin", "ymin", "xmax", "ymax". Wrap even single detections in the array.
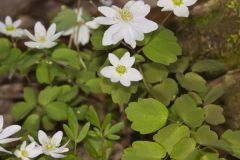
[
  {"xmin": 161, "ymin": 12, "xmax": 172, "ymax": 25},
  {"xmin": 74, "ymin": 142, "xmax": 77, "ymax": 155},
  {"xmin": 88, "ymin": 0, "xmax": 98, "ymax": 9},
  {"xmin": 11, "ymin": 37, "xmax": 17, "ymax": 48},
  {"xmin": 137, "ymin": 64, "xmax": 151, "ymax": 93},
  {"xmin": 68, "ymin": 32, "xmax": 73, "ymax": 48},
  {"xmin": 76, "ymin": 44, "xmax": 87, "ymax": 70}
]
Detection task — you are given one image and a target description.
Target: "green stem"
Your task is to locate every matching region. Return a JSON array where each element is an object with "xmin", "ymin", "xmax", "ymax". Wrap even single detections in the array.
[
  {"xmin": 74, "ymin": 142, "xmax": 77, "ymax": 155},
  {"xmin": 76, "ymin": 44, "xmax": 87, "ymax": 70}
]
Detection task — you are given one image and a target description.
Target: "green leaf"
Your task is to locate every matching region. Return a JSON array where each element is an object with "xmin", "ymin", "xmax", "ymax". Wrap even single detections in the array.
[
  {"xmin": 170, "ymin": 138, "xmax": 196, "ymax": 160},
  {"xmin": 77, "ymin": 122, "xmax": 91, "ymax": 143},
  {"xmin": 23, "ymin": 114, "xmax": 40, "ymax": 133},
  {"xmin": 91, "ymin": 27, "xmax": 119, "ymax": 50},
  {"xmin": 204, "ymin": 104, "xmax": 225, "ymax": 125},
  {"xmin": 143, "ymin": 26, "xmax": 181, "ymax": 65},
  {"xmin": 176, "ymin": 72, "xmax": 208, "ymax": 93},
  {"xmin": 86, "ymin": 106, "xmax": 101, "ymax": 128},
  {"xmin": 192, "ymin": 59, "xmax": 225, "ymax": 73},
  {"xmin": 188, "ymin": 92, "xmax": 203, "ymax": 105},
  {"xmin": 204, "ymin": 86, "xmax": 224, "ymax": 105},
  {"xmin": 169, "ymin": 57, "xmax": 190, "ymax": 73},
  {"xmin": 42, "ymin": 116, "xmax": 56, "ymax": 131},
  {"xmin": 220, "ymin": 130, "xmax": 240, "ymax": 158},
  {"xmin": 0, "ymin": 38, "xmax": 11, "ymax": 60},
  {"xmin": 38, "ymin": 86, "xmax": 62, "ymax": 106},
  {"xmin": 192, "ymin": 125, "xmax": 219, "ymax": 147},
  {"xmin": 100, "ymin": 79, "xmax": 138, "ymax": 105},
  {"xmin": 122, "ymin": 141, "xmax": 167, "ymax": 160},
  {"xmin": 67, "ymin": 108, "xmax": 79, "ymax": 138},
  {"xmin": 63, "ymin": 124, "xmax": 75, "ymax": 141},
  {"xmin": 23, "ymin": 87, "xmax": 37, "ymax": 106},
  {"xmin": 126, "ymin": 98, "xmax": 168, "ymax": 134},
  {"xmin": 63, "ymin": 154, "xmax": 83, "ymax": 160},
  {"xmin": 142, "ymin": 63, "xmax": 169, "ymax": 83},
  {"xmin": 104, "ymin": 122, "xmax": 123, "ymax": 136},
  {"xmin": 57, "ymin": 85, "xmax": 78, "ymax": 102},
  {"xmin": 151, "ymin": 78, "xmax": 178, "ymax": 106},
  {"xmin": 153, "ymin": 124, "xmax": 190, "ymax": 153},
  {"xmin": 171, "ymin": 94, "xmax": 205, "ymax": 128},
  {"xmin": 53, "ymin": 8, "xmax": 77, "ymax": 31},
  {"xmin": 52, "ymin": 48, "xmax": 81, "ymax": 70},
  {"xmin": 85, "ymin": 78, "xmax": 102, "ymax": 94},
  {"xmin": 11, "ymin": 102, "xmax": 35, "ymax": 121},
  {"xmin": 36, "ymin": 62, "xmax": 55, "ymax": 84},
  {"xmin": 45, "ymin": 102, "xmax": 68, "ymax": 121}
]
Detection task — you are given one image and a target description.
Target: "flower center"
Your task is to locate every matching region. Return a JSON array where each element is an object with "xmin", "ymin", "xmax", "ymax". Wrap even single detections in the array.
[
  {"xmin": 118, "ymin": 9, "xmax": 133, "ymax": 21},
  {"xmin": 5, "ymin": 25, "xmax": 15, "ymax": 32},
  {"xmin": 116, "ymin": 65, "xmax": 127, "ymax": 75},
  {"xmin": 39, "ymin": 37, "xmax": 46, "ymax": 43},
  {"xmin": 21, "ymin": 150, "xmax": 28, "ymax": 157},
  {"xmin": 45, "ymin": 143, "xmax": 55, "ymax": 151},
  {"xmin": 172, "ymin": 0, "xmax": 183, "ymax": 6}
]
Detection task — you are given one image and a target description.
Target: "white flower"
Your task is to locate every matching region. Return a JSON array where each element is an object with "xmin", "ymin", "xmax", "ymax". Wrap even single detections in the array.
[
  {"xmin": 24, "ymin": 22, "xmax": 63, "ymax": 49},
  {"xmin": 63, "ymin": 8, "xmax": 99, "ymax": 45},
  {"xmin": 14, "ymin": 141, "xmax": 42, "ymax": 160},
  {"xmin": 0, "ymin": 115, "xmax": 21, "ymax": 154},
  {"xmin": 29, "ymin": 130, "xmax": 69, "ymax": 158},
  {"xmin": 0, "ymin": 16, "xmax": 24, "ymax": 37},
  {"xmin": 100, "ymin": 52, "xmax": 143, "ymax": 87},
  {"xmin": 157, "ymin": 0, "xmax": 198, "ymax": 17},
  {"xmin": 94, "ymin": 0, "xmax": 158, "ymax": 48}
]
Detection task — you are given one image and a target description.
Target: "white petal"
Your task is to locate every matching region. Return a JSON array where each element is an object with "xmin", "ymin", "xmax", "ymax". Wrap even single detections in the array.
[
  {"xmin": 78, "ymin": 25, "xmax": 90, "ymax": 45},
  {"xmin": 101, "ymin": 66, "xmax": 115, "ymax": 78},
  {"xmin": 0, "ymin": 116, "xmax": 3, "ymax": 130},
  {"xmin": 5, "ymin": 16, "xmax": 12, "ymax": 26},
  {"xmin": 86, "ymin": 21, "xmax": 99, "ymax": 29},
  {"xmin": 173, "ymin": 6, "xmax": 190, "ymax": 17},
  {"xmin": 24, "ymin": 30, "xmax": 36, "ymax": 41},
  {"xmin": 132, "ymin": 18, "xmax": 158, "ymax": 33},
  {"xmin": 51, "ymin": 131, "xmax": 63, "ymax": 147},
  {"xmin": 48, "ymin": 31, "xmax": 62, "ymax": 42},
  {"xmin": 124, "ymin": 0, "xmax": 135, "ymax": 8},
  {"xmin": 38, "ymin": 130, "xmax": 49, "ymax": 145},
  {"xmin": 157, "ymin": 0, "xmax": 174, "ymax": 8},
  {"xmin": 110, "ymin": 72, "xmax": 121, "ymax": 83},
  {"xmin": 13, "ymin": 19, "xmax": 21, "ymax": 28},
  {"xmin": 102, "ymin": 24, "xmax": 122, "ymax": 46},
  {"xmin": 0, "ymin": 146, "xmax": 12, "ymax": 154},
  {"xmin": 94, "ymin": 17, "xmax": 117, "ymax": 25},
  {"xmin": 24, "ymin": 41, "xmax": 40, "ymax": 48},
  {"xmin": 47, "ymin": 23, "xmax": 57, "ymax": 38},
  {"xmin": 0, "ymin": 22, "xmax": 5, "ymax": 29},
  {"xmin": 34, "ymin": 22, "xmax": 46, "ymax": 37},
  {"xmin": 43, "ymin": 41, "xmax": 57, "ymax": 48},
  {"xmin": 98, "ymin": 6, "xmax": 117, "ymax": 17},
  {"xmin": 63, "ymin": 28, "xmax": 73, "ymax": 36},
  {"xmin": 122, "ymin": 25, "xmax": 137, "ymax": 48},
  {"xmin": 21, "ymin": 141, "xmax": 27, "ymax": 150},
  {"xmin": 28, "ymin": 148, "xmax": 42, "ymax": 158},
  {"xmin": 50, "ymin": 152, "xmax": 66, "ymax": 158},
  {"xmin": 108, "ymin": 53, "xmax": 119, "ymax": 66},
  {"xmin": 0, "ymin": 125, "xmax": 21, "ymax": 139},
  {"xmin": 129, "ymin": 1, "xmax": 150, "ymax": 17},
  {"xmin": 119, "ymin": 52, "xmax": 135, "ymax": 67},
  {"xmin": 183, "ymin": 0, "xmax": 198, "ymax": 6},
  {"xmin": 120, "ymin": 77, "xmax": 131, "ymax": 87},
  {"xmin": 0, "ymin": 137, "xmax": 21, "ymax": 144},
  {"xmin": 14, "ymin": 150, "xmax": 21, "ymax": 157},
  {"xmin": 126, "ymin": 68, "xmax": 143, "ymax": 81}
]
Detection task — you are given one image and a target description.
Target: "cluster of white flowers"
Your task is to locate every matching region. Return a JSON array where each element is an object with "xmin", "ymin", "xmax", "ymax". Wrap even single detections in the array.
[
  {"xmin": 0, "ymin": 0, "xmax": 198, "ymax": 87},
  {"xmin": 0, "ymin": 115, "xmax": 69, "ymax": 159}
]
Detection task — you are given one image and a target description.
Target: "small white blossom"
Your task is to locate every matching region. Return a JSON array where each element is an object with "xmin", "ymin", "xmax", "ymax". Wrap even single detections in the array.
[
  {"xmin": 101, "ymin": 52, "xmax": 143, "ymax": 87},
  {"xmin": 24, "ymin": 22, "xmax": 63, "ymax": 49},
  {"xmin": 0, "ymin": 115, "xmax": 21, "ymax": 154},
  {"xmin": 29, "ymin": 130, "xmax": 69, "ymax": 158},
  {"xmin": 0, "ymin": 16, "xmax": 24, "ymax": 37},
  {"xmin": 14, "ymin": 141, "xmax": 42, "ymax": 160},
  {"xmin": 157, "ymin": 0, "xmax": 198, "ymax": 17},
  {"xmin": 94, "ymin": 0, "xmax": 158, "ymax": 48},
  {"xmin": 63, "ymin": 8, "xmax": 99, "ymax": 45}
]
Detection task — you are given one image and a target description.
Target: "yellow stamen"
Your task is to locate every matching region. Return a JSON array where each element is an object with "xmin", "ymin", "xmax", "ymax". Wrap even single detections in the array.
[
  {"xmin": 116, "ymin": 65, "xmax": 127, "ymax": 75},
  {"xmin": 21, "ymin": 150, "xmax": 28, "ymax": 157},
  {"xmin": 5, "ymin": 25, "xmax": 15, "ymax": 32},
  {"xmin": 118, "ymin": 9, "xmax": 133, "ymax": 21},
  {"xmin": 173, "ymin": 0, "xmax": 183, "ymax": 6},
  {"xmin": 39, "ymin": 37, "xmax": 46, "ymax": 43}
]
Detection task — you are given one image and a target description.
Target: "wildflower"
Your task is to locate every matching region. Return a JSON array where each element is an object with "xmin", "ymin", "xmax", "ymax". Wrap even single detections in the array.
[
  {"xmin": 63, "ymin": 8, "xmax": 99, "ymax": 45},
  {"xmin": 101, "ymin": 52, "xmax": 143, "ymax": 87},
  {"xmin": 14, "ymin": 141, "xmax": 42, "ymax": 160},
  {"xmin": 157, "ymin": 0, "xmax": 198, "ymax": 17},
  {"xmin": 94, "ymin": 0, "xmax": 158, "ymax": 48},
  {"xmin": 24, "ymin": 22, "xmax": 63, "ymax": 49},
  {"xmin": 0, "ymin": 16, "xmax": 24, "ymax": 37},
  {"xmin": 29, "ymin": 130, "xmax": 69, "ymax": 158},
  {"xmin": 0, "ymin": 115, "xmax": 21, "ymax": 154}
]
